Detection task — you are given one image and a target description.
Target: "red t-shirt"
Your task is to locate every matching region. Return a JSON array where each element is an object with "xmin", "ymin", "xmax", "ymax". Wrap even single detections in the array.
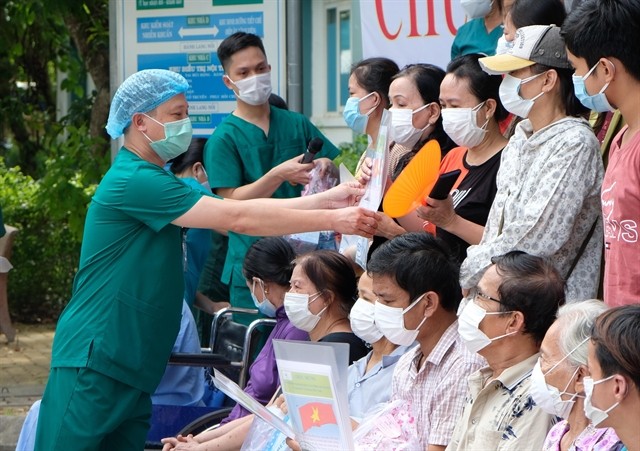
[{"xmin": 602, "ymin": 125, "xmax": 640, "ymax": 306}]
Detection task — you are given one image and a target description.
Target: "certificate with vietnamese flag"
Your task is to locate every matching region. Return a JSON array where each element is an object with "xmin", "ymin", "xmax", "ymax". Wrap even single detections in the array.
[
  {"xmin": 210, "ymin": 368, "xmax": 296, "ymax": 440},
  {"xmin": 273, "ymin": 340, "xmax": 354, "ymax": 451}
]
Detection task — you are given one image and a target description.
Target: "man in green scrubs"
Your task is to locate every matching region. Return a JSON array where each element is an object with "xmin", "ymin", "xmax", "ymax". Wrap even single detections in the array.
[
  {"xmin": 34, "ymin": 69, "xmax": 377, "ymax": 451},
  {"xmin": 204, "ymin": 32, "xmax": 340, "ymax": 315}
]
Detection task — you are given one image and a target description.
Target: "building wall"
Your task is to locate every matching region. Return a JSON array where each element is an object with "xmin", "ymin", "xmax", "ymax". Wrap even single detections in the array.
[{"xmin": 301, "ymin": 0, "xmax": 360, "ymax": 147}]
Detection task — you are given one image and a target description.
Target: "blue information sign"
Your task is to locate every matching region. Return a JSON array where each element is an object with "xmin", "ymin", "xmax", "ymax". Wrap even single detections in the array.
[
  {"xmin": 138, "ymin": 53, "xmax": 234, "ymax": 102},
  {"xmin": 137, "ymin": 12, "xmax": 264, "ymax": 43}
]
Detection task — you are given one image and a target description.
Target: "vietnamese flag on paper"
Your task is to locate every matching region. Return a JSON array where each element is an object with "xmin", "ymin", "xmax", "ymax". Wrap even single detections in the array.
[{"xmin": 299, "ymin": 402, "xmax": 337, "ymax": 432}]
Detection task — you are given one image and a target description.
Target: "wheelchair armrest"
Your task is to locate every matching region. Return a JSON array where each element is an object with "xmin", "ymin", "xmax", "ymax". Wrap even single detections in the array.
[
  {"xmin": 167, "ymin": 352, "xmax": 239, "ymax": 368},
  {"xmin": 209, "ymin": 307, "xmax": 259, "ymax": 349}
]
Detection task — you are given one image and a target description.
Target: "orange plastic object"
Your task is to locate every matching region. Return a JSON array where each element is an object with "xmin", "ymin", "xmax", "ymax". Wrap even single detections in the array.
[{"xmin": 382, "ymin": 140, "xmax": 441, "ymax": 218}]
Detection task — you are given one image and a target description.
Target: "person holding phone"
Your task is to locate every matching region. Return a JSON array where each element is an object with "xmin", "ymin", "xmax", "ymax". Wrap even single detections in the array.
[{"xmin": 415, "ymin": 54, "xmax": 508, "ymax": 264}]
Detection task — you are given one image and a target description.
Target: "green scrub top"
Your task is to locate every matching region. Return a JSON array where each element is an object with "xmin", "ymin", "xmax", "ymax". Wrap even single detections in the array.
[
  {"xmin": 51, "ymin": 148, "xmax": 202, "ymax": 393},
  {"xmin": 204, "ymin": 106, "xmax": 339, "ymax": 309},
  {"xmin": 451, "ymin": 18, "xmax": 503, "ymax": 59}
]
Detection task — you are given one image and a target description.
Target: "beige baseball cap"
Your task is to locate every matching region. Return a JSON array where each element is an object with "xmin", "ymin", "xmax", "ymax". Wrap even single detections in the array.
[{"xmin": 479, "ymin": 25, "xmax": 572, "ymax": 75}]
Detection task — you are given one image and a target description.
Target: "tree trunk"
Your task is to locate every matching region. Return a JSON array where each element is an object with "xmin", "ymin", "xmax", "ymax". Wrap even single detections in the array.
[{"xmin": 62, "ymin": 7, "xmax": 110, "ymax": 157}]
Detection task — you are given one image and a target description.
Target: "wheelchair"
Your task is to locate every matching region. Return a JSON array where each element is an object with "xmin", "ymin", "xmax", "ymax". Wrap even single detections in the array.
[{"xmin": 145, "ymin": 307, "xmax": 276, "ymax": 449}]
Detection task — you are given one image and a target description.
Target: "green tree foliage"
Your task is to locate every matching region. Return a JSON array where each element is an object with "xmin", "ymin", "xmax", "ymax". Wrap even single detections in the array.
[
  {"xmin": 0, "ymin": 0, "xmax": 366, "ymax": 322},
  {"xmin": 0, "ymin": 159, "xmax": 79, "ymax": 321},
  {"xmin": 334, "ymin": 133, "xmax": 367, "ymax": 175},
  {"xmin": 0, "ymin": 0, "xmax": 109, "ymax": 321}
]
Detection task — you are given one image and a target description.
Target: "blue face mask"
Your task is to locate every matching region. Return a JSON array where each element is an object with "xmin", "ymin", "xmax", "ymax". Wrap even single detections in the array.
[
  {"xmin": 343, "ymin": 92, "xmax": 376, "ymax": 134},
  {"xmin": 572, "ymin": 61, "xmax": 615, "ymax": 113},
  {"xmin": 251, "ymin": 279, "xmax": 278, "ymax": 318}
]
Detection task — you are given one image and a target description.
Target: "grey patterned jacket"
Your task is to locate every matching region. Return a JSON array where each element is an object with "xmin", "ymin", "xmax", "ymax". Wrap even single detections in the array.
[{"xmin": 460, "ymin": 117, "xmax": 603, "ymax": 301}]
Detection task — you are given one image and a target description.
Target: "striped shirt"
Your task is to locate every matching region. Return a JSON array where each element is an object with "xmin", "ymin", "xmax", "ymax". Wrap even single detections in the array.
[{"xmin": 391, "ymin": 321, "xmax": 486, "ymax": 448}]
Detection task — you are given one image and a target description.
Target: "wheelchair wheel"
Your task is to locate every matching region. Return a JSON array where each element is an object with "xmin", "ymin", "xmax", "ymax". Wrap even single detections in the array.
[{"xmin": 177, "ymin": 407, "xmax": 234, "ymax": 437}]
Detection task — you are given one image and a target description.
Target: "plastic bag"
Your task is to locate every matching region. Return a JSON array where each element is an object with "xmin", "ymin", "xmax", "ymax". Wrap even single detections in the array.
[
  {"xmin": 352, "ymin": 399, "xmax": 420, "ymax": 451},
  {"xmin": 241, "ymin": 406, "xmax": 292, "ymax": 451},
  {"xmin": 285, "ymin": 162, "xmax": 340, "ymax": 253},
  {"xmin": 301, "ymin": 163, "xmax": 339, "ymax": 197}
]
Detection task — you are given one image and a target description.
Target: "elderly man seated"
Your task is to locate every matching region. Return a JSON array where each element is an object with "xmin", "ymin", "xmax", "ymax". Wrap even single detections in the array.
[{"xmin": 447, "ymin": 250, "xmax": 564, "ymax": 450}]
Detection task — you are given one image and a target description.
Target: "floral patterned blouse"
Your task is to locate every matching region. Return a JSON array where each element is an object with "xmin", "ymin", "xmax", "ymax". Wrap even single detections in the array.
[{"xmin": 542, "ymin": 420, "xmax": 624, "ymax": 451}]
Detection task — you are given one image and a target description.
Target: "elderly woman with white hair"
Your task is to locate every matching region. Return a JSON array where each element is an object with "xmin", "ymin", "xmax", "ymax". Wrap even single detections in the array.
[{"xmin": 531, "ymin": 300, "xmax": 624, "ymax": 451}]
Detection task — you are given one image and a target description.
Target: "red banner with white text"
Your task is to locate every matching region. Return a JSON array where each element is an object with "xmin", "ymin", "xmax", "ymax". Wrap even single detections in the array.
[{"xmin": 361, "ymin": 0, "xmax": 467, "ymax": 69}]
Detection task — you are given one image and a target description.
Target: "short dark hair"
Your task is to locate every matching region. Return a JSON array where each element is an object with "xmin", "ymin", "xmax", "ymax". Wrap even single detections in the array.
[
  {"xmin": 296, "ymin": 250, "xmax": 358, "ymax": 316},
  {"xmin": 217, "ymin": 32, "xmax": 266, "ymax": 72},
  {"xmin": 591, "ymin": 305, "xmax": 640, "ymax": 390},
  {"xmin": 351, "ymin": 57, "xmax": 400, "ymax": 108},
  {"xmin": 367, "ymin": 233, "xmax": 462, "ymax": 313},
  {"xmin": 562, "ymin": 0, "xmax": 640, "ymax": 81},
  {"xmin": 242, "ymin": 237, "xmax": 295, "ymax": 287},
  {"xmin": 530, "ymin": 63, "xmax": 589, "ymax": 118},
  {"xmin": 510, "ymin": 0, "xmax": 567, "ymax": 30},
  {"xmin": 169, "ymin": 138, "xmax": 207, "ymax": 174},
  {"xmin": 446, "ymin": 54, "xmax": 508, "ymax": 122},
  {"xmin": 491, "ymin": 251, "xmax": 565, "ymax": 344},
  {"xmin": 395, "ymin": 63, "xmax": 445, "ymax": 115}
]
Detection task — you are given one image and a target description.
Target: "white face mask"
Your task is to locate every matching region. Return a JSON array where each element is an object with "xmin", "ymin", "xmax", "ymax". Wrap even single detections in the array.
[
  {"xmin": 250, "ymin": 279, "xmax": 278, "ymax": 318},
  {"xmin": 227, "ymin": 72, "xmax": 272, "ymax": 106},
  {"xmin": 389, "ymin": 104, "xmax": 430, "ymax": 148},
  {"xmin": 583, "ymin": 375, "xmax": 620, "ymax": 427},
  {"xmin": 499, "ymin": 73, "xmax": 545, "ymax": 118},
  {"xmin": 529, "ymin": 336, "xmax": 589, "ymax": 418},
  {"xmin": 530, "ymin": 360, "xmax": 582, "ymax": 419},
  {"xmin": 374, "ymin": 294, "xmax": 426, "ymax": 346},
  {"xmin": 349, "ymin": 298, "xmax": 383, "ymax": 344},
  {"xmin": 458, "ymin": 300, "xmax": 517, "ymax": 354},
  {"xmin": 283, "ymin": 291, "xmax": 325, "ymax": 332},
  {"xmin": 461, "ymin": 0, "xmax": 493, "ymax": 18},
  {"xmin": 442, "ymin": 101, "xmax": 489, "ymax": 148}
]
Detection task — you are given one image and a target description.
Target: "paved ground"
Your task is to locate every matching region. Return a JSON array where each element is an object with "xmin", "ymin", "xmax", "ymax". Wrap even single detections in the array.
[{"xmin": 0, "ymin": 322, "xmax": 54, "ymax": 450}]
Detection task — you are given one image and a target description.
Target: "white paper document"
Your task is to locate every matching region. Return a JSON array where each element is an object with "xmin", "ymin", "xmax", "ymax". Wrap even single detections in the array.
[{"xmin": 210, "ymin": 369, "xmax": 296, "ymax": 439}]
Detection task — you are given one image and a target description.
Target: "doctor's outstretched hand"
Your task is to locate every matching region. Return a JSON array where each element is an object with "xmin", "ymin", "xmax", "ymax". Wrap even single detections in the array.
[
  {"xmin": 331, "ymin": 207, "xmax": 380, "ymax": 238},
  {"xmin": 321, "ymin": 182, "xmax": 366, "ymax": 209}
]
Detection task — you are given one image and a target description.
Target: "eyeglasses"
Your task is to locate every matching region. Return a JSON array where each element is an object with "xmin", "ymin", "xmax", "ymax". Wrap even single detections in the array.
[{"xmin": 475, "ymin": 290, "xmax": 502, "ymax": 304}]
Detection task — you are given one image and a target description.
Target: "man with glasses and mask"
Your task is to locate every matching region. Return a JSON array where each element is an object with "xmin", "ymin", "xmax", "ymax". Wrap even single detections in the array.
[
  {"xmin": 448, "ymin": 250, "xmax": 565, "ymax": 451},
  {"xmin": 365, "ymin": 233, "xmax": 484, "ymax": 450},
  {"xmin": 204, "ymin": 32, "xmax": 340, "ymax": 314}
]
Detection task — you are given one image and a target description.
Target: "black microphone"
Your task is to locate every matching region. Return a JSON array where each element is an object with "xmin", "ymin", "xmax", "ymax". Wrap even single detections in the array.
[{"xmin": 299, "ymin": 137, "xmax": 324, "ymax": 164}]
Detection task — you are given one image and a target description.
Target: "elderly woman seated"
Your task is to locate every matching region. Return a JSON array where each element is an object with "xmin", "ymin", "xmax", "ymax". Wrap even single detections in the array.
[{"xmin": 531, "ymin": 300, "xmax": 624, "ymax": 451}]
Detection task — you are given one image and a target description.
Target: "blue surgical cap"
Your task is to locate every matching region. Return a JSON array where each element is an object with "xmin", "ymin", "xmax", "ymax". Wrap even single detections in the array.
[{"xmin": 105, "ymin": 69, "xmax": 190, "ymax": 139}]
